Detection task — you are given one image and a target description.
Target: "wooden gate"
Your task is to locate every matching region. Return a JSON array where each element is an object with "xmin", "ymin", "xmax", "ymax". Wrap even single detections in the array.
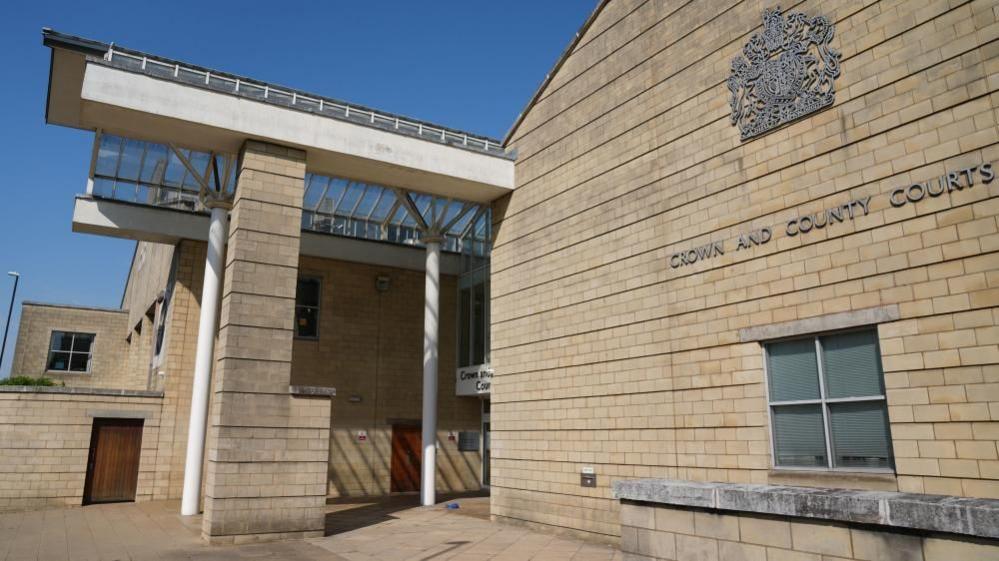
[
  {"xmin": 83, "ymin": 418, "xmax": 144, "ymax": 505},
  {"xmin": 390, "ymin": 425, "xmax": 421, "ymax": 492}
]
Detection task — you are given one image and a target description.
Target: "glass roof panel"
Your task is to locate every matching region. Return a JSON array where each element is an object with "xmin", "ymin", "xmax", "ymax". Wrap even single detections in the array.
[
  {"xmin": 355, "ymin": 186, "xmax": 381, "ymax": 217},
  {"xmin": 370, "ymin": 190, "xmax": 397, "ymax": 222},
  {"xmin": 301, "ymin": 172, "xmax": 491, "ymax": 257},
  {"xmin": 141, "ymin": 144, "xmax": 169, "ymax": 184},
  {"xmin": 90, "ymin": 133, "xmax": 236, "ymax": 212},
  {"xmin": 95, "ymin": 135, "xmax": 121, "ymax": 177},
  {"xmin": 303, "ymin": 175, "xmax": 327, "ymax": 210}
]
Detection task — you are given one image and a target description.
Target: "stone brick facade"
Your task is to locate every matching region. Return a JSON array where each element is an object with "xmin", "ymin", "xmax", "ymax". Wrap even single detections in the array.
[
  {"xmin": 0, "ymin": 388, "xmax": 162, "ymax": 511},
  {"xmin": 293, "ymin": 255, "xmax": 482, "ymax": 497},
  {"xmin": 494, "ymin": 0, "xmax": 999, "ymax": 540},
  {"xmin": 10, "ymin": 302, "xmax": 146, "ymax": 390},
  {"xmin": 200, "ymin": 140, "xmax": 329, "ymax": 543}
]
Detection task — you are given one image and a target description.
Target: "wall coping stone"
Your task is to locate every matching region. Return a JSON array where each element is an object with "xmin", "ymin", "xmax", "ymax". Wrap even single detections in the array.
[
  {"xmin": 613, "ymin": 479, "xmax": 999, "ymax": 539},
  {"xmin": 0, "ymin": 386, "xmax": 163, "ymax": 398},
  {"xmin": 289, "ymin": 385, "xmax": 336, "ymax": 397},
  {"xmin": 21, "ymin": 300, "xmax": 128, "ymax": 314}
]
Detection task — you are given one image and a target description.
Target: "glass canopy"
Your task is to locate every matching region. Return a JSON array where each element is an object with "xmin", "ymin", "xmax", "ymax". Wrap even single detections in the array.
[
  {"xmin": 91, "ymin": 133, "xmax": 237, "ymax": 213},
  {"xmin": 88, "ymin": 133, "xmax": 492, "ymax": 258},
  {"xmin": 301, "ymin": 173, "xmax": 491, "ymax": 258}
]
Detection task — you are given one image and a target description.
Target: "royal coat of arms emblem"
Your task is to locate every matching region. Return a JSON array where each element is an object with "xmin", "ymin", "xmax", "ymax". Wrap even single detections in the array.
[{"xmin": 728, "ymin": 7, "xmax": 841, "ymax": 141}]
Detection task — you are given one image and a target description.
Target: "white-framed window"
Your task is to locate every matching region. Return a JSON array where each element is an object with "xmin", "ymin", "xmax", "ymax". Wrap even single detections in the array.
[
  {"xmin": 47, "ymin": 331, "xmax": 96, "ymax": 373},
  {"xmin": 765, "ymin": 329, "xmax": 893, "ymax": 471},
  {"xmin": 295, "ymin": 276, "xmax": 321, "ymax": 339}
]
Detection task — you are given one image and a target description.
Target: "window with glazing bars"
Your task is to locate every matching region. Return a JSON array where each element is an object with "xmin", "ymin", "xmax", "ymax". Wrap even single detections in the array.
[
  {"xmin": 295, "ymin": 277, "xmax": 322, "ymax": 339},
  {"xmin": 765, "ymin": 329, "xmax": 893, "ymax": 470},
  {"xmin": 47, "ymin": 331, "xmax": 96, "ymax": 373}
]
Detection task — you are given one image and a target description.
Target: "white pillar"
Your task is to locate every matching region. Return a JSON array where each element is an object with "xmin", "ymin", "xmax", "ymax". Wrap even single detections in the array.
[
  {"xmin": 421, "ymin": 238, "xmax": 441, "ymax": 506},
  {"xmin": 181, "ymin": 205, "xmax": 227, "ymax": 516}
]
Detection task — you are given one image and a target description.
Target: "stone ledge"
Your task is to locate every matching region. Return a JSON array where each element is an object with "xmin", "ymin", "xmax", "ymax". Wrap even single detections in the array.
[
  {"xmin": 613, "ymin": 479, "xmax": 999, "ymax": 539},
  {"xmin": 288, "ymin": 385, "xmax": 336, "ymax": 398},
  {"xmin": 0, "ymin": 386, "xmax": 164, "ymax": 398},
  {"xmin": 737, "ymin": 305, "xmax": 900, "ymax": 342}
]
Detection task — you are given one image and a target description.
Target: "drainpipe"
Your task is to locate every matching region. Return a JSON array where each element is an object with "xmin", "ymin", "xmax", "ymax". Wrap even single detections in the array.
[
  {"xmin": 421, "ymin": 237, "xmax": 441, "ymax": 506},
  {"xmin": 181, "ymin": 203, "xmax": 228, "ymax": 515}
]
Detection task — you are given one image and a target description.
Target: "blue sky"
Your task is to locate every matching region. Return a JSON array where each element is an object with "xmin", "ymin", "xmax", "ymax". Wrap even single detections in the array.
[{"xmin": 0, "ymin": 0, "xmax": 595, "ymax": 377}]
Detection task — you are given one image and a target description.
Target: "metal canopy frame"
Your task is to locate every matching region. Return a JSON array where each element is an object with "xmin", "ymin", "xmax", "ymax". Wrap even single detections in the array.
[{"xmin": 88, "ymin": 131, "xmax": 494, "ymax": 258}]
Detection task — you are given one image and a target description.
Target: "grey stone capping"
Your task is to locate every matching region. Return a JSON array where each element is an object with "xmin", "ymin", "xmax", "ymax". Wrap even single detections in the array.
[
  {"xmin": 289, "ymin": 385, "xmax": 336, "ymax": 398},
  {"xmin": 21, "ymin": 300, "xmax": 127, "ymax": 314},
  {"xmin": 738, "ymin": 305, "xmax": 900, "ymax": 342},
  {"xmin": 0, "ymin": 386, "xmax": 163, "ymax": 398},
  {"xmin": 613, "ymin": 479, "xmax": 999, "ymax": 539},
  {"xmin": 86, "ymin": 409, "xmax": 154, "ymax": 419}
]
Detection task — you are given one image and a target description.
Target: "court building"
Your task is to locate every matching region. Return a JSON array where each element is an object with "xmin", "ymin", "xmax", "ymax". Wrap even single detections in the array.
[{"xmin": 3, "ymin": 1, "xmax": 999, "ymax": 558}]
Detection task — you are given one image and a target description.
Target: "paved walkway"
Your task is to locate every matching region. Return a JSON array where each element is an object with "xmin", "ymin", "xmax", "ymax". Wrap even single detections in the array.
[{"xmin": 0, "ymin": 496, "xmax": 621, "ymax": 561}]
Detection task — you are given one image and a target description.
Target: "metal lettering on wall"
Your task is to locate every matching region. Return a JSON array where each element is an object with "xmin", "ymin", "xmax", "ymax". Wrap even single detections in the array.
[
  {"xmin": 728, "ymin": 7, "xmax": 841, "ymax": 141},
  {"xmin": 668, "ymin": 163, "xmax": 994, "ymax": 269}
]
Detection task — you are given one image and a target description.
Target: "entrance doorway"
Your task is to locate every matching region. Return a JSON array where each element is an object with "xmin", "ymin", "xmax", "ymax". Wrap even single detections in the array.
[
  {"xmin": 390, "ymin": 424, "xmax": 421, "ymax": 492},
  {"xmin": 83, "ymin": 418, "xmax": 144, "ymax": 505}
]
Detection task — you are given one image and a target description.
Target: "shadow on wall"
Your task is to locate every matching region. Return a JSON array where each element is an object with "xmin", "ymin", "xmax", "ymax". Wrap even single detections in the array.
[{"xmin": 328, "ymin": 426, "xmax": 481, "ymax": 497}]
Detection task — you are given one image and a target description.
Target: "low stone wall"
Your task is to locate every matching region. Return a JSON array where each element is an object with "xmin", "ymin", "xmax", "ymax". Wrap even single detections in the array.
[
  {"xmin": 0, "ymin": 387, "xmax": 163, "ymax": 511},
  {"xmin": 615, "ymin": 479, "xmax": 999, "ymax": 561}
]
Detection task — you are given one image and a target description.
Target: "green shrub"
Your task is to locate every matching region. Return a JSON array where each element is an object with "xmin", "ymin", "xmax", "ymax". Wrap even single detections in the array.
[{"xmin": 0, "ymin": 376, "xmax": 56, "ymax": 386}]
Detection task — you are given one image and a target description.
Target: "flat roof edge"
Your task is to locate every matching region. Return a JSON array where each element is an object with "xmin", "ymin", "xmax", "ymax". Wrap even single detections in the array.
[
  {"xmin": 42, "ymin": 28, "xmax": 108, "ymax": 57},
  {"xmin": 42, "ymin": 28, "xmax": 514, "ymax": 161},
  {"xmin": 22, "ymin": 300, "xmax": 126, "ymax": 314}
]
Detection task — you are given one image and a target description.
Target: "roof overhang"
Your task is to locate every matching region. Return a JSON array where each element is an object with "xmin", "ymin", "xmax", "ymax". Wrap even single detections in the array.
[
  {"xmin": 72, "ymin": 196, "xmax": 462, "ymax": 274},
  {"xmin": 45, "ymin": 35, "xmax": 513, "ymax": 203}
]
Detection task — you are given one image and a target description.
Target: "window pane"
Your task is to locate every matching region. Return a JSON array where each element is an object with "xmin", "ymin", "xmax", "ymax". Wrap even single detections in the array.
[
  {"xmin": 822, "ymin": 330, "xmax": 884, "ymax": 398},
  {"xmin": 473, "ymin": 282, "xmax": 486, "ymax": 365},
  {"xmin": 459, "ymin": 288, "xmax": 471, "ymax": 367},
  {"xmin": 72, "ymin": 334, "xmax": 95, "ymax": 354},
  {"xmin": 47, "ymin": 351, "xmax": 71, "ymax": 371},
  {"xmin": 772, "ymin": 404, "xmax": 827, "ymax": 467},
  {"xmin": 69, "ymin": 353, "xmax": 91, "ymax": 373},
  {"xmin": 829, "ymin": 401, "xmax": 892, "ymax": 469},
  {"xmin": 141, "ymin": 144, "xmax": 169, "ymax": 184},
  {"xmin": 118, "ymin": 139, "xmax": 144, "ymax": 181},
  {"xmin": 50, "ymin": 332, "xmax": 73, "ymax": 351},
  {"xmin": 296, "ymin": 278, "xmax": 321, "ymax": 307},
  {"xmin": 296, "ymin": 306, "xmax": 319, "ymax": 338},
  {"xmin": 95, "ymin": 135, "xmax": 122, "ymax": 177},
  {"xmin": 767, "ymin": 338, "xmax": 820, "ymax": 401}
]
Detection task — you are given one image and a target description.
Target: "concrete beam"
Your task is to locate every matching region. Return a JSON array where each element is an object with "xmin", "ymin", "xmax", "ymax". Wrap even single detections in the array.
[
  {"xmin": 72, "ymin": 197, "xmax": 462, "ymax": 274},
  {"xmin": 68, "ymin": 63, "xmax": 512, "ymax": 202}
]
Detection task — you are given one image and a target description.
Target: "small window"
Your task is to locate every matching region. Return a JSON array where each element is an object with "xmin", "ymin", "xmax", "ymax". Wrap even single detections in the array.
[
  {"xmin": 47, "ymin": 332, "xmax": 96, "ymax": 373},
  {"xmin": 295, "ymin": 276, "xmax": 321, "ymax": 339},
  {"xmin": 765, "ymin": 329, "xmax": 893, "ymax": 471}
]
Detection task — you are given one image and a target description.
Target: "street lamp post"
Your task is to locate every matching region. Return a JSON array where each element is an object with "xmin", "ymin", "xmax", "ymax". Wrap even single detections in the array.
[{"xmin": 0, "ymin": 272, "xmax": 19, "ymax": 376}]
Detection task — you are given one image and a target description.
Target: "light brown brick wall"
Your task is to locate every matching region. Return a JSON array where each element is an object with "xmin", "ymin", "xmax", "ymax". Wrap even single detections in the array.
[
  {"xmin": 10, "ymin": 303, "xmax": 146, "ymax": 390},
  {"xmin": 292, "ymin": 256, "xmax": 482, "ymax": 496},
  {"xmin": 122, "ymin": 241, "xmax": 175, "ymax": 333},
  {"xmin": 201, "ymin": 140, "xmax": 328, "ymax": 542},
  {"xmin": 150, "ymin": 240, "xmax": 207, "ymax": 500},
  {"xmin": 495, "ymin": 0, "xmax": 999, "ymax": 538},
  {"xmin": 0, "ymin": 390, "xmax": 162, "ymax": 511},
  {"xmin": 619, "ymin": 501, "xmax": 999, "ymax": 561}
]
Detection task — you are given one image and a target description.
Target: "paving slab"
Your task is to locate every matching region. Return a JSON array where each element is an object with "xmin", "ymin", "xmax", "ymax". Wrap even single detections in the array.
[{"xmin": 0, "ymin": 496, "xmax": 620, "ymax": 561}]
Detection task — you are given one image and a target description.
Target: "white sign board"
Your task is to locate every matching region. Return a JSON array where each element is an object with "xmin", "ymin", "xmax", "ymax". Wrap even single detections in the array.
[{"xmin": 456, "ymin": 364, "xmax": 493, "ymax": 396}]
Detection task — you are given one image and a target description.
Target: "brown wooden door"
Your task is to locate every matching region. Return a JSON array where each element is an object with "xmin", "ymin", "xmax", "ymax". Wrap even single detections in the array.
[
  {"xmin": 390, "ymin": 425, "xmax": 422, "ymax": 492},
  {"xmin": 83, "ymin": 418, "xmax": 144, "ymax": 505}
]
